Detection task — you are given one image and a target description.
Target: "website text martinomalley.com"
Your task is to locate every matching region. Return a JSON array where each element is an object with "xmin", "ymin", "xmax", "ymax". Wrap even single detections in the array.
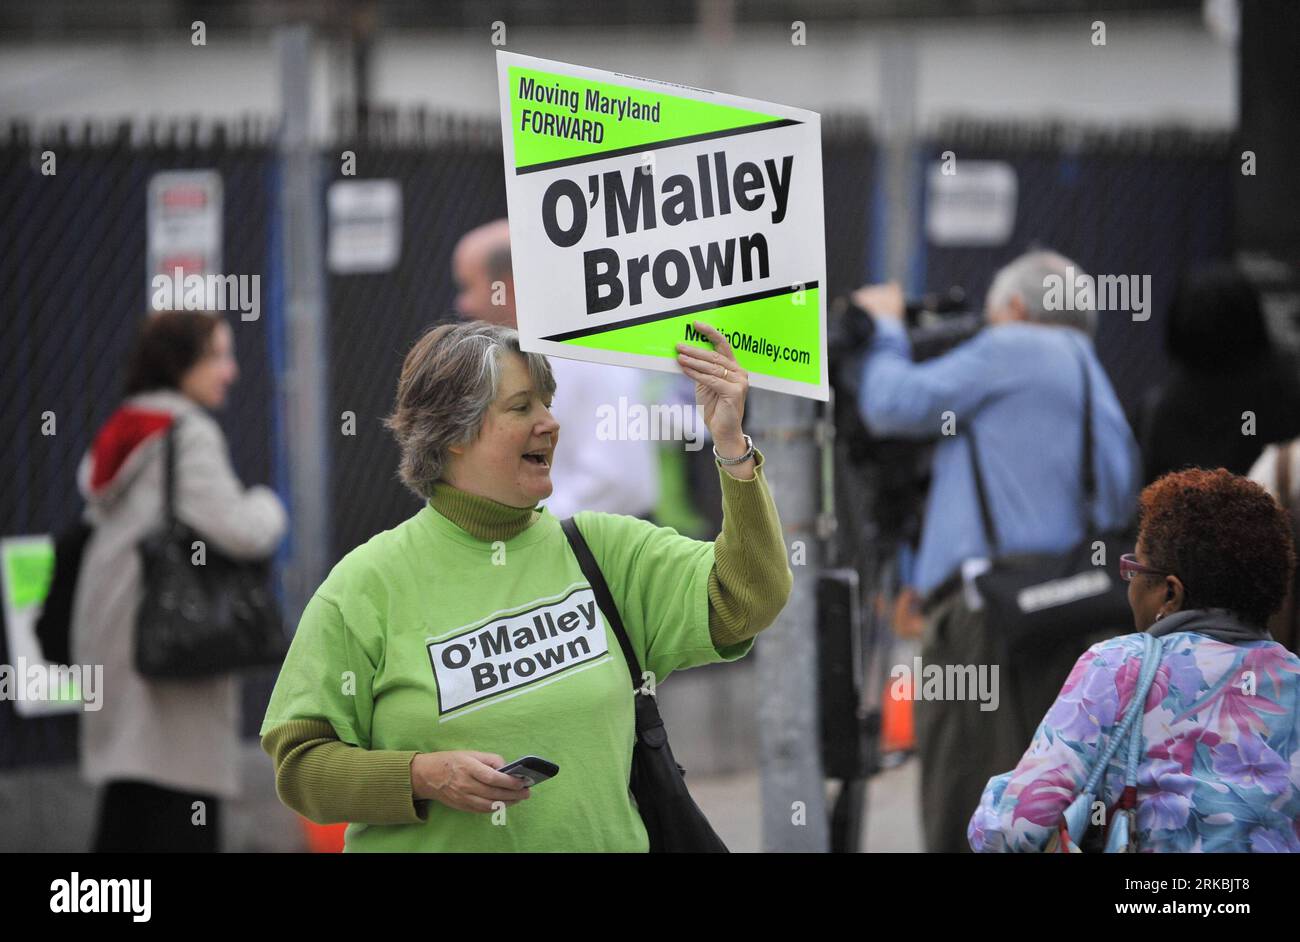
[
  {"xmin": 684, "ymin": 323, "xmax": 812, "ymax": 366},
  {"xmin": 1114, "ymin": 901, "xmax": 1250, "ymax": 916}
]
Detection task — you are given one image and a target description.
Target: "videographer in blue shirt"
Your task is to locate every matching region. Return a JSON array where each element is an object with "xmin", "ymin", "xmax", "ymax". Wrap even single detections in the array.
[{"xmin": 854, "ymin": 249, "xmax": 1140, "ymax": 852}]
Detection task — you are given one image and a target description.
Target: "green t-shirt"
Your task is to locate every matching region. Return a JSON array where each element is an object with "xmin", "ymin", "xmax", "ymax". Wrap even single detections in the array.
[{"xmin": 260, "ymin": 504, "xmax": 752, "ymax": 852}]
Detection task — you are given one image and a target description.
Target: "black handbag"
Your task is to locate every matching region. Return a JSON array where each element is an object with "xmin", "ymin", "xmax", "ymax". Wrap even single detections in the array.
[
  {"xmin": 966, "ymin": 336, "xmax": 1135, "ymax": 738},
  {"xmin": 134, "ymin": 420, "xmax": 288, "ymax": 679},
  {"xmin": 561, "ymin": 517, "xmax": 729, "ymax": 853}
]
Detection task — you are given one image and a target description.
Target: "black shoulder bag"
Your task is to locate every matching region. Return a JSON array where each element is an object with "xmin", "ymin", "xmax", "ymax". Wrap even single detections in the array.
[
  {"xmin": 135, "ymin": 420, "xmax": 288, "ymax": 679},
  {"xmin": 967, "ymin": 338, "xmax": 1136, "ymax": 740},
  {"xmin": 561, "ymin": 517, "xmax": 729, "ymax": 853}
]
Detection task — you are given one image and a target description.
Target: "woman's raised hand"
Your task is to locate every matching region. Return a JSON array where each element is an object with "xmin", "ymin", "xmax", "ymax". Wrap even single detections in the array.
[
  {"xmin": 411, "ymin": 750, "xmax": 530, "ymax": 814},
  {"xmin": 675, "ymin": 321, "xmax": 748, "ymax": 453}
]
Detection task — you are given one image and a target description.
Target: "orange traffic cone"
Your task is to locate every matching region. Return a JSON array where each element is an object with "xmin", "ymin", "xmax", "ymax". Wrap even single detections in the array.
[{"xmin": 881, "ymin": 682, "xmax": 915, "ymax": 754}]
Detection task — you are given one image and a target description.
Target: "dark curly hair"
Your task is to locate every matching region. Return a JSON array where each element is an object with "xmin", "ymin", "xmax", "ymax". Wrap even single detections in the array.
[{"xmin": 1138, "ymin": 468, "xmax": 1296, "ymax": 627}]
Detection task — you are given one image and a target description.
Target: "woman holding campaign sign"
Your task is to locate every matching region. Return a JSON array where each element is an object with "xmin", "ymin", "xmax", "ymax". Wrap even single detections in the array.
[{"xmin": 260, "ymin": 318, "xmax": 791, "ymax": 851}]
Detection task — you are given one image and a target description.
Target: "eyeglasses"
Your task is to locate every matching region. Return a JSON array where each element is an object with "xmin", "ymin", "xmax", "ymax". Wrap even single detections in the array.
[{"xmin": 1119, "ymin": 553, "xmax": 1171, "ymax": 582}]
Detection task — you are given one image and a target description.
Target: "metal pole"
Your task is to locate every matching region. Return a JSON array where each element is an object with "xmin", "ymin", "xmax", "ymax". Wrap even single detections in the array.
[
  {"xmin": 879, "ymin": 27, "xmax": 920, "ymax": 286},
  {"xmin": 351, "ymin": 1, "xmax": 376, "ymax": 137},
  {"xmin": 753, "ymin": 388, "xmax": 830, "ymax": 852},
  {"xmin": 276, "ymin": 23, "xmax": 331, "ymax": 622}
]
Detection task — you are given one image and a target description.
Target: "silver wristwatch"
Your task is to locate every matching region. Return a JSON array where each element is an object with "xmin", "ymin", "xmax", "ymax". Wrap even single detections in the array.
[{"xmin": 713, "ymin": 433, "xmax": 755, "ymax": 466}]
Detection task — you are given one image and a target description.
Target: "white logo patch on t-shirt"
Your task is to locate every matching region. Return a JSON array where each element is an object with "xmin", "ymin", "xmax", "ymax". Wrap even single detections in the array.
[{"xmin": 427, "ymin": 585, "xmax": 608, "ymax": 715}]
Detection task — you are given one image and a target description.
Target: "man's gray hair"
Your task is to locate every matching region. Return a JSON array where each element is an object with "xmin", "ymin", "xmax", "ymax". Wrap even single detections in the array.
[
  {"xmin": 385, "ymin": 320, "xmax": 555, "ymax": 500},
  {"xmin": 986, "ymin": 249, "xmax": 1096, "ymax": 336}
]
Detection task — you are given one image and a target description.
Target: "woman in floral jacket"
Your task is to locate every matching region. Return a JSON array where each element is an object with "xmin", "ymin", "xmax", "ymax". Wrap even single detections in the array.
[{"xmin": 970, "ymin": 468, "xmax": 1300, "ymax": 852}]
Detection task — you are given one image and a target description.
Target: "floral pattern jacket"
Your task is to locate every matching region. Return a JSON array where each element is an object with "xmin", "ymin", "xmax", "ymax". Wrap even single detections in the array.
[{"xmin": 969, "ymin": 609, "xmax": 1300, "ymax": 852}]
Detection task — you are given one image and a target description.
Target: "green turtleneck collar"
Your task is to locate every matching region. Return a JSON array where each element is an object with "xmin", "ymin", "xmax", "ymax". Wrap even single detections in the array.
[{"xmin": 429, "ymin": 480, "xmax": 542, "ymax": 543}]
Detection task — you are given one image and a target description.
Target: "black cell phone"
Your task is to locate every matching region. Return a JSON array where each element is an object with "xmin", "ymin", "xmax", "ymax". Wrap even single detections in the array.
[{"xmin": 498, "ymin": 755, "xmax": 559, "ymax": 786}]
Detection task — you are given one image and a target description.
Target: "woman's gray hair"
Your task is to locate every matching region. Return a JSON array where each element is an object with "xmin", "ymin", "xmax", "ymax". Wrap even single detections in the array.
[{"xmin": 385, "ymin": 320, "xmax": 555, "ymax": 500}]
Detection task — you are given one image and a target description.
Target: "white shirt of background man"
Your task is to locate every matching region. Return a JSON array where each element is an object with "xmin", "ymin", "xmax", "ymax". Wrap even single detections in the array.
[{"xmin": 542, "ymin": 357, "xmax": 659, "ymax": 521}]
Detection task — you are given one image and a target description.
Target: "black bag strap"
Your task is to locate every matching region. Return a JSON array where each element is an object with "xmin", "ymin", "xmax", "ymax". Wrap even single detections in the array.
[
  {"xmin": 1077, "ymin": 336, "xmax": 1096, "ymax": 515},
  {"xmin": 966, "ymin": 431, "xmax": 1000, "ymax": 554},
  {"xmin": 560, "ymin": 517, "xmax": 644, "ymax": 691},
  {"xmin": 965, "ymin": 333, "xmax": 1096, "ymax": 557},
  {"xmin": 161, "ymin": 418, "xmax": 180, "ymax": 527}
]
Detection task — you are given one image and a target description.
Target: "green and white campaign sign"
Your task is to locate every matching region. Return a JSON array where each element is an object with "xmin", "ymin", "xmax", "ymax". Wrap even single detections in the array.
[
  {"xmin": 496, "ymin": 52, "xmax": 828, "ymax": 401},
  {"xmin": 1, "ymin": 535, "xmax": 82, "ymax": 716}
]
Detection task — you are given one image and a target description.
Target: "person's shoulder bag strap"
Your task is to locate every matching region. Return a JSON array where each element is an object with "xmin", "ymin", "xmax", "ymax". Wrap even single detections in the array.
[
  {"xmin": 1071, "ymin": 335, "xmax": 1097, "ymax": 539},
  {"xmin": 560, "ymin": 517, "xmax": 643, "ymax": 688},
  {"xmin": 1055, "ymin": 631, "xmax": 1162, "ymax": 852},
  {"xmin": 561, "ymin": 516, "xmax": 728, "ymax": 853},
  {"xmin": 966, "ymin": 426, "xmax": 1000, "ymax": 556},
  {"xmin": 161, "ymin": 416, "xmax": 181, "ymax": 530},
  {"xmin": 164, "ymin": 421, "xmax": 174, "ymax": 525}
]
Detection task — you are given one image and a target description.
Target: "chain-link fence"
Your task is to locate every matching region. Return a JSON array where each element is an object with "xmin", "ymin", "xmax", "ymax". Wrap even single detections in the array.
[
  {"xmin": 0, "ymin": 112, "xmax": 877, "ymax": 768},
  {"xmin": 917, "ymin": 122, "xmax": 1237, "ymax": 414},
  {"xmin": 0, "ymin": 118, "xmax": 279, "ymax": 768},
  {"xmin": 325, "ymin": 114, "xmax": 509, "ymax": 563},
  {"xmin": 0, "ymin": 111, "xmax": 1233, "ymax": 771}
]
